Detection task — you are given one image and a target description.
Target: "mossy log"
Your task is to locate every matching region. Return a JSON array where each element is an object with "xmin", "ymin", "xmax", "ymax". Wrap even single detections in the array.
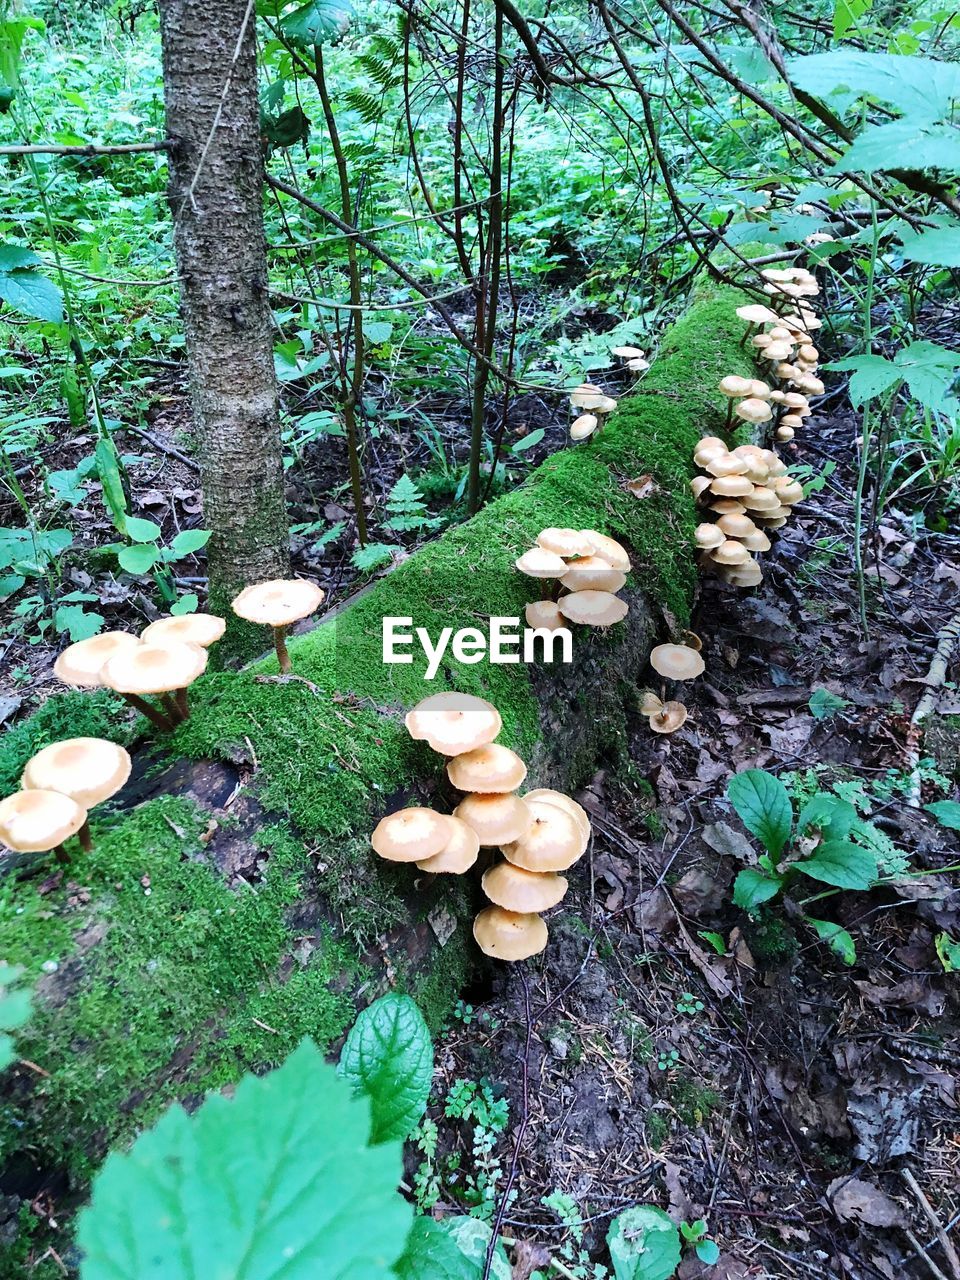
[{"xmin": 0, "ymin": 281, "xmax": 755, "ymax": 1200}]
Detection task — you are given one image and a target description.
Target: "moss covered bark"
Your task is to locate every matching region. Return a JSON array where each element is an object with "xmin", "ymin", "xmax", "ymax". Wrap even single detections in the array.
[{"xmin": 0, "ymin": 281, "xmax": 754, "ymax": 1217}]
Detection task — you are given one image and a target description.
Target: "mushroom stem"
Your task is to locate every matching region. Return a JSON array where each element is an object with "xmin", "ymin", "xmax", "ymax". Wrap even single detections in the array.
[
  {"xmin": 120, "ymin": 692, "xmax": 176, "ymax": 732},
  {"xmin": 54, "ymin": 843, "xmax": 70, "ymax": 866},
  {"xmin": 78, "ymin": 820, "xmax": 93, "ymax": 854},
  {"xmin": 174, "ymin": 687, "xmax": 190, "ymax": 720},
  {"xmin": 725, "ymin": 401, "xmax": 733, "ymax": 432},
  {"xmin": 160, "ymin": 693, "xmax": 184, "ymax": 724},
  {"xmin": 273, "ymin": 625, "xmax": 292, "ymax": 674}
]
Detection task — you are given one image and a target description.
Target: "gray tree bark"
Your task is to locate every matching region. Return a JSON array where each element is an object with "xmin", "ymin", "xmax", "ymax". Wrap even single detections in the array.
[{"xmin": 157, "ymin": 0, "xmax": 289, "ymax": 625}]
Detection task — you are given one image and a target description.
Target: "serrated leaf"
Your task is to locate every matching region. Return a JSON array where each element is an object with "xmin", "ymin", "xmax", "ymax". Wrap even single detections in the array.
[
  {"xmin": 727, "ymin": 769, "xmax": 793, "ymax": 857},
  {"xmin": 808, "ymin": 688, "xmax": 849, "ymax": 721},
  {"xmin": 935, "ymin": 932, "xmax": 960, "ymax": 973},
  {"xmin": 280, "ymin": 0, "xmax": 352, "ymax": 47},
  {"xmin": 77, "ymin": 1039, "xmax": 412, "ymax": 1280},
  {"xmin": 788, "ymin": 51, "xmax": 960, "ymax": 119},
  {"xmin": 0, "ymin": 243, "xmax": 41, "ymax": 272},
  {"xmin": 118, "ymin": 543, "xmax": 159, "ymax": 574},
  {"xmin": 894, "ymin": 340, "xmax": 960, "ymax": 410},
  {"xmin": 795, "ymin": 840, "xmax": 877, "ymax": 890},
  {"xmin": 339, "ymin": 993, "xmax": 433, "ymax": 1143},
  {"xmin": 901, "ymin": 226, "xmax": 960, "ymax": 268},
  {"xmin": 352, "ymin": 543, "xmax": 396, "ymax": 572},
  {"xmin": 395, "ymin": 1217, "xmax": 511, "ymax": 1280},
  {"xmin": 834, "ymin": 0, "xmax": 872, "ymax": 39},
  {"xmin": 925, "ymin": 800, "xmax": 960, "ymax": 830},
  {"xmin": 805, "ymin": 916, "xmax": 857, "ymax": 965},
  {"xmin": 832, "ymin": 120, "xmax": 960, "ymax": 176},
  {"xmin": 607, "ymin": 1205, "xmax": 682, "ymax": 1280},
  {"xmin": 733, "ymin": 867, "xmax": 783, "ymax": 914},
  {"xmin": 828, "ymin": 354, "xmax": 901, "ymax": 406}
]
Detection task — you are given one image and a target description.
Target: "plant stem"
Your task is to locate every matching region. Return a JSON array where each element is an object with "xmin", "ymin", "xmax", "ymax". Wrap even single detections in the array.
[
  {"xmin": 273, "ymin": 625, "xmax": 291, "ymax": 673},
  {"xmin": 853, "ymin": 197, "xmax": 880, "ymax": 638}
]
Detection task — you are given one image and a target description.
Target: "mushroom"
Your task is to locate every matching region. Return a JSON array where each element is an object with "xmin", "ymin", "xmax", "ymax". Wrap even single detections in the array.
[
  {"xmin": 627, "ymin": 356, "xmax": 650, "ymax": 373},
  {"xmin": 691, "ymin": 476, "xmax": 712, "ymax": 502},
  {"xmin": 711, "ymin": 540, "xmax": 750, "ymax": 567},
  {"xmin": 772, "ymin": 477, "xmax": 804, "ymax": 505},
  {"xmin": 515, "ymin": 547, "xmax": 567, "ymax": 597},
  {"xmin": 101, "ymin": 640, "xmax": 207, "ymax": 730},
  {"xmin": 53, "ymin": 631, "xmax": 141, "ymax": 690},
  {"xmin": 725, "ymin": 560, "xmax": 763, "ymax": 587},
  {"xmin": 611, "ymin": 345, "xmax": 645, "ymax": 360},
  {"xmin": 734, "ymin": 398, "xmax": 773, "ymax": 426},
  {"xmin": 571, "ymin": 413, "xmax": 598, "ymax": 441},
  {"xmin": 640, "ymin": 690, "xmax": 663, "ymax": 716},
  {"xmin": 454, "ymin": 792, "xmax": 532, "ymax": 846},
  {"xmin": 524, "ymin": 600, "xmax": 566, "ymax": 632},
  {"xmin": 473, "ymin": 907, "xmax": 548, "ymax": 961},
  {"xmin": 447, "ymin": 743, "xmax": 528, "ymax": 794},
  {"xmin": 706, "ymin": 454, "xmax": 749, "ymax": 478},
  {"xmin": 718, "ymin": 375, "xmax": 754, "ymax": 398},
  {"xmin": 650, "ymin": 643, "xmax": 706, "ymax": 681},
  {"xmin": 537, "ymin": 528, "xmax": 594, "ymax": 559},
  {"xmin": 231, "ymin": 579, "xmax": 325, "ymax": 674},
  {"xmin": 709, "ymin": 499, "xmax": 747, "ymax": 516},
  {"xmin": 21, "ymin": 738, "xmax": 131, "ymax": 852},
  {"xmin": 0, "ymin": 789, "xmax": 87, "ymax": 865},
  {"xmin": 649, "ymin": 701, "xmax": 688, "ymax": 734},
  {"xmin": 695, "ymin": 523, "xmax": 725, "ymax": 551},
  {"xmin": 740, "ymin": 486, "xmax": 781, "ymax": 513},
  {"xmin": 581, "ymin": 531, "xmax": 631, "ymax": 570},
  {"xmin": 709, "ymin": 476, "xmax": 754, "ymax": 498},
  {"xmin": 717, "ymin": 513, "xmax": 757, "ymax": 540},
  {"xmin": 521, "ymin": 789, "xmax": 591, "ymax": 850},
  {"xmin": 482, "ymin": 861, "xmax": 568, "ymax": 912},
  {"xmin": 559, "ymin": 556, "xmax": 626, "ymax": 594},
  {"xmin": 415, "ymin": 816, "xmax": 480, "ymax": 874},
  {"xmin": 557, "ymin": 591, "xmax": 629, "ymax": 628},
  {"xmin": 775, "ymin": 425, "xmax": 795, "ymax": 442},
  {"xmin": 405, "ymin": 691, "xmax": 502, "ymax": 757},
  {"xmin": 502, "ymin": 797, "xmax": 584, "ymax": 871},
  {"xmin": 141, "ymin": 613, "xmax": 226, "ymax": 649},
  {"xmin": 371, "ymin": 807, "xmax": 454, "ymax": 863},
  {"xmin": 740, "ymin": 527, "xmax": 772, "ymax": 553}
]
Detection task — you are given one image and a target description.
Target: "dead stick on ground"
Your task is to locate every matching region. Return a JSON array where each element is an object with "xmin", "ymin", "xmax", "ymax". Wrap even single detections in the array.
[
  {"xmin": 903, "ymin": 1169, "xmax": 960, "ymax": 1280},
  {"xmin": 906, "ymin": 1230, "xmax": 953, "ymax": 1280},
  {"xmin": 906, "ymin": 609, "xmax": 960, "ymax": 806}
]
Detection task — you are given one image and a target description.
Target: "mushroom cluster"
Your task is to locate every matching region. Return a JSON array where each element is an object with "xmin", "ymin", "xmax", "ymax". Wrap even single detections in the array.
[
  {"xmin": 735, "ymin": 290, "xmax": 823, "ymax": 444},
  {"xmin": 370, "ymin": 691, "xmax": 590, "ymax": 962},
  {"xmin": 640, "ymin": 638, "xmax": 705, "ymax": 735},
  {"xmin": 568, "ymin": 384, "xmax": 618, "ymax": 442},
  {"xmin": 610, "ymin": 344, "xmax": 650, "ymax": 374},
  {"xmin": 516, "ymin": 527, "xmax": 630, "ymax": 632}
]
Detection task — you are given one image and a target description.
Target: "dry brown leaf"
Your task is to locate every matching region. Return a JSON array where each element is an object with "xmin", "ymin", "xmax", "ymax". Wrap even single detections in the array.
[
  {"xmin": 626, "ymin": 473, "xmax": 657, "ymax": 499},
  {"xmin": 828, "ymin": 1176, "xmax": 906, "ymax": 1228}
]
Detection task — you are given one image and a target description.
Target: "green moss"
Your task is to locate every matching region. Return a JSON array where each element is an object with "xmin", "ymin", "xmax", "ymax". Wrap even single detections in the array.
[
  {"xmin": 0, "ymin": 690, "xmax": 131, "ymax": 794},
  {"xmin": 670, "ymin": 1074, "xmax": 721, "ymax": 1127}
]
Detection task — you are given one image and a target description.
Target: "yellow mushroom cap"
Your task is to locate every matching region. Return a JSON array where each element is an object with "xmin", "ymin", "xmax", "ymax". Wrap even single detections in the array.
[
  {"xmin": 709, "ymin": 499, "xmax": 747, "ymax": 516},
  {"xmin": 711, "ymin": 540, "xmax": 750, "ymax": 566},
  {"xmin": 773, "ymin": 478, "xmax": 804, "ymax": 505},
  {"xmin": 735, "ymin": 398, "xmax": 774, "ymax": 424},
  {"xmin": 231, "ymin": 578, "xmax": 325, "ymax": 627},
  {"xmin": 696, "ymin": 436, "xmax": 727, "ymax": 453},
  {"xmin": 570, "ymin": 414, "xmax": 598, "ymax": 441},
  {"xmin": 559, "ymin": 556, "xmax": 626, "ymax": 594},
  {"xmin": 581, "ymin": 530, "xmax": 631, "ymax": 571},
  {"xmin": 455, "ymin": 792, "xmax": 532, "ymax": 847},
  {"xmin": 691, "ymin": 476, "xmax": 712, "ymax": 501},
  {"xmin": 557, "ymin": 591, "xmax": 629, "ymax": 628},
  {"xmin": 141, "ymin": 613, "xmax": 226, "ymax": 649},
  {"xmin": 482, "ymin": 861, "xmax": 568, "ymax": 913},
  {"xmin": 536, "ymin": 528, "xmax": 594, "ymax": 559},
  {"xmin": 447, "ymin": 743, "xmax": 528, "ymax": 794},
  {"xmin": 473, "ymin": 907, "xmax": 548, "ymax": 961},
  {"xmin": 717, "ymin": 513, "xmax": 758, "ymax": 539},
  {"xmin": 776, "ymin": 426, "xmax": 795, "ymax": 442},
  {"xmin": 102, "ymin": 641, "xmax": 208, "ymax": 694},
  {"xmin": 524, "ymin": 600, "xmax": 567, "ymax": 632},
  {"xmin": 415, "ymin": 816, "xmax": 480, "ymax": 874},
  {"xmin": 22, "ymin": 738, "xmax": 131, "ymax": 809},
  {"xmin": 650, "ymin": 643, "xmax": 706, "ymax": 680},
  {"xmin": 695, "ymin": 523, "xmax": 725, "ymax": 550},
  {"xmin": 570, "ymin": 389, "xmax": 617, "ymax": 413},
  {"xmin": 53, "ymin": 631, "xmax": 141, "ymax": 689},
  {"xmin": 502, "ymin": 798, "xmax": 584, "ymax": 871},
  {"xmin": 0, "ymin": 789, "xmax": 87, "ymax": 853},
  {"xmin": 515, "ymin": 547, "xmax": 567, "ymax": 579},
  {"xmin": 710, "ymin": 475, "xmax": 754, "ymax": 498},
  {"xmin": 740, "ymin": 529, "xmax": 772, "ymax": 553},
  {"xmin": 735, "ymin": 304, "xmax": 779, "ymax": 325},
  {"xmin": 740, "ymin": 485, "xmax": 781, "ymax": 512},
  {"xmin": 522, "ymin": 789, "xmax": 591, "ymax": 850},
  {"xmin": 371, "ymin": 807, "xmax": 454, "ymax": 863},
  {"xmin": 725, "ymin": 560, "xmax": 764, "ymax": 587},
  {"xmin": 706, "ymin": 453, "xmax": 749, "ymax": 478},
  {"xmin": 404, "ymin": 692, "xmax": 502, "ymax": 757},
  {"xmin": 718, "ymin": 375, "xmax": 753, "ymax": 397},
  {"xmin": 649, "ymin": 700, "xmax": 688, "ymax": 734},
  {"xmin": 750, "ymin": 380, "xmax": 772, "ymax": 399},
  {"xmin": 779, "ymin": 414, "xmax": 804, "ymax": 430}
]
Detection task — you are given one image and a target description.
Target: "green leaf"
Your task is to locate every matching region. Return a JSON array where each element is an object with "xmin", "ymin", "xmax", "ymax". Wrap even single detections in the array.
[
  {"xmin": 925, "ymin": 800, "xmax": 960, "ymax": 830},
  {"xmin": 901, "ymin": 226, "xmax": 960, "ymax": 268},
  {"xmin": 54, "ymin": 604, "xmax": 104, "ymax": 643},
  {"xmin": 0, "ymin": 243, "xmax": 41, "ymax": 272},
  {"xmin": 833, "ymin": 120, "xmax": 960, "ymax": 176},
  {"xmin": 834, "ymin": 0, "xmax": 872, "ymax": 39},
  {"xmin": 935, "ymin": 932, "xmax": 960, "ymax": 973},
  {"xmin": 77, "ymin": 1039, "xmax": 412, "ymax": 1280},
  {"xmin": 118, "ymin": 544, "xmax": 160, "ymax": 574},
  {"xmin": 125, "ymin": 516, "xmax": 162, "ymax": 543},
  {"xmin": 352, "ymin": 543, "xmax": 396, "ymax": 573},
  {"xmin": 339, "ymin": 993, "xmax": 433, "ymax": 1143},
  {"xmin": 795, "ymin": 840, "xmax": 878, "ymax": 890},
  {"xmin": 510, "ymin": 428, "xmax": 546, "ymax": 454},
  {"xmin": 808, "ymin": 689, "xmax": 849, "ymax": 721},
  {"xmin": 788, "ymin": 51, "xmax": 960, "ymax": 119},
  {"xmin": 727, "ymin": 769, "xmax": 793, "ymax": 857},
  {"xmin": 169, "ymin": 529, "xmax": 211, "ymax": 559},
  {"xmin": 0, "ymin": 263, "xmax": 63, "ymax": 323},
  {"xmin": 894, "ymin": 340, "xmax": 960, "ymax": 411},
  {"xmin": 170, "ymin": 593, "xmax": 199, "ymax": 616},
  {"xmin": 696, "ymin": 1239, "xmax": 721, "ymax": 1265},
  {"xmin": 828, "ymin": 354, "xmax": 901, "ymax": 406},
  {"xmin": 733, "ymin": 868, "xmax": 783, "ymax": 915},
  {"xmin": 0, "ymin": 965, "xmax": 32, "ymax": 1072},
  {"xmin": 395, "ymin": 1217, "xmax": 511, "ymax": 1280},
  {"xmin": 95, "ymin": 438, "xmax": 129, "ymax": 531},
  {"xmin": 697, "ymin": 931, "xmax": 726, "ymax": 955},
  {"xmin": 805, "ymin": 916, "xmax": 857, "ymax": 965},
  {"xmin": 797, "ymin": 794, "xmax": 857, "ymax": 841},
  {"xmin": 607, "ymin": 1205, "xmax": 682, "ymax": 1280},
  {"xmin": 280, "ymin": 0, "xmax": 352, "ymax": 48}
]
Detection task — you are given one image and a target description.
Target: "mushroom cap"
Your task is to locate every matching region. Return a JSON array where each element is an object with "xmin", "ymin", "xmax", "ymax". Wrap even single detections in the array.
[
  {"xmin": 734, "ymin": 398, "xmax": 773, "ymax": 424},
  {"xmin": 695, "ymin": 523, "xmax": 725, "ymax": 550},
  {"xmin": 482, "ymin": 862, "xmax": 568, "ymax": 913},
  {"xmin": 711, "ymin": 539, "xmax": 751, "ymax": 566},
  {"xmin": 709, "ymin": 475, "xmax": 754, "ymax": 498},
  {"xmin": 231, "ymin": 578, "xmax": 325, "ymax": 627},
  {"xmin": 447, "ymin": 743, "xmax": 528, "ymax": 794},
  {"xmin": 371, "ymin": 807, "xmax": 454, "ymax": 863},
  {"xmin": 649, "ymin": 700, "xmax": 688, "ymax": 734},
  {"xmin": 454, "ymin": 792, "xmax": 532, "ymax": 847},
  {"xmin": 735, "ymin": 304, "xmax": 778, "ymax": 325},
  {"xmin": 640, "ymin": 690, "xmax": 664, "ymax": 716},
  {"xmin": 782, "ymin": 392, "xmax": 809, "ymax": 409},
  {"xmin": 775, "ymin": 426, "xmax": 795, "ymax": 442},
  {"xmin": 570, "ymin": 413, "xmax": 598, "ymax": 441},
  {"xmin": 524, "ymin": 600, "xmax": 566, "ymax": 632},
  {"xmin": 515, "ymin": 546, "xmax": 567, "ymax": 580},
  {"xmin": 761, "ymin": 450, "xmax": 788, "ymax": 477},
  {"xmin": 415, "ymin": 816, "xmax": 480, "ymax": 874},
  {"xmin": 581, "ymin": 530, "xmax": 631, "ymax": 571},
  {"xmin": 522, "ymin": 789, "xmax": 591, "ymax": 849},
  {"xmin": 141, "ymin": 613, "xmax": 227, "ymax": 649},
  {"xmin": 0, "ymin": 789, "xmax": 87, "ymax": 853},
  {"xmin": 706, "ymin": 453, "xmax": 749, "ymax": 478},
  {"xmin": 473, "ymin": 907, "xmax": 548, "ymax": 961},
  {"xmin": 696, "ymin": 436, "xmax": 727, "ymax": 453},
  {"xmin": 718, "ymin": 375, "xmax": 754, "ymax": 397},
  {"xmin": 761, "ymin": 341, "xmax": 795, "ymax": 362},
  {"xmin": 560, "ymin": 556, "xmax": 627, "ymax": 594},
  {"xmin": 53, "ymin": 631, "xmax": 141, "ymax": 689},
  {"xmin": 773, "ymin": 478, "xmax": 804, "ymax": 505},
  {"xmin": 22, "ymin": 737, "xmax": 131, "ymax": 809},
  {"xmin": 571, "ymin": 390, "xmax": 617, "ymax": 413},
  {"xmin": 611, "ymin": 345, "xmax": 645, "ymax": 359},
  {"xmin": 798, "ymin": 344, "xmax": 819, "ymax": 363},
  {"xmin": 405, "ymin": 692, "xmax": 502, "ymax": 756},
  {"xmin": 502, "ymin": 798, "xmax": 585, "ymax": 871},
  {"xmin": 768, "ymin": 326, "xmax": 796, "ymax": 344},
  {"xmin": 740, "ymin": 485, "xmax": 780, "ymax": 512},
  {"xmin": 691, "ymin": 476, "xmax": 712, "ymax": 501},
  {"xmin": 650, "ymin": 642, "xmax": 706, "ymax": 680},
  {"xmin": 694, "ymin": 447, "xmax": 726, "ymax": 469},
  {"xmin": 797, "ymin": 374, "xmax": 824, "ymax": 396},
  {"xmin": 102, "ymin": 640, "xmax": 208, "ymax": 694},
  {"xmin": 725, "ymin": 560, "xmax": 764, "ymax": 587},
  {"xmin": 750, "ymin": 380, "xmax": 772, "ymax": 399},
  {"xmin": 740, "ymin": 529, "xmax": 772, "ymax": 553},
  {"xmin": 627, "ymin": 357, "xmax": 650, "ymax": 372},
  {"xmin": 709, "ymin": 499, "xmax": 747, "ymax": 516},
  {"xmin": 536, "ymin": 527, "xmax": 594, "ymax": 559},
  {"xmin": 717, "ymin": 513, "xmax": 758, "ymax": 539},
  {"xmin": 753, "ymin": 515, "xmax": 787, "ymax": 530},
  {"xmin": 557, "ymin": 591, "xmax": 629, "ymax": 628},
  {"xmin": 779, "ymin": 414, "xmax": 804, "ymax": 429}
]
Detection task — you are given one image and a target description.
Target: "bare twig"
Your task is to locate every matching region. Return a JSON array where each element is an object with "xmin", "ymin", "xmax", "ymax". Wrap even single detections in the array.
[{"xmin": 902, "ymin": 1169, "xmax": 960, "ymax": 1280}]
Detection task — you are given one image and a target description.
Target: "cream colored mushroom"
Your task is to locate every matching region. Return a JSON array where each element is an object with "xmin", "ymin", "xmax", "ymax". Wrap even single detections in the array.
[
  {"xmin": 557, "ymin": 591, "xmax": 629, "ymax": 628},
  {"xmin": 22, "ymin": 737, "xmax": 131, "ymax": 852},
  {"xmin": 482, "ymin": 862, "xmax": 568, "ymax": 912},
  {"xmin": 54, "ymin": 631, "xmax": 141, "ymax": 690},
  {"xmin": 447, "ymin": 743, "xmax": 528, "ymax": 794},
  {"xmin": 473, "ymin": 907, "xmax": 548, "ymax": 961},
  {"xmin": 232, "ymin": 578, "xmax": 325, "ymax": 673},
  {"xmin": 372, "ymin": 807, "xmax": 454, "ymax": 863},
  {"xmin": 415, "ymin": 816, "xmax": 480, "ymax": 874},
  {"xmin": 502, "ymin": 797, "xmax": 584, "ymax": 872},
  {"xmin": 454, "ymin": 792, "xmax": 532, "ymax": 846},
  {"xmin": 405, "ymin": 692, "xmax": 502, "ymax": 757},
  {"xmin": 650, "ymin": 643, "xmax": 706, "ymax": 681}
]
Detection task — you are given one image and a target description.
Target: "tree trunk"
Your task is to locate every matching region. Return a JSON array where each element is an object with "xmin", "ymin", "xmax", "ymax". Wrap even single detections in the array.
[{"xmin": 157, "ymin": 0, "xmax": 289, "ymax": 627}]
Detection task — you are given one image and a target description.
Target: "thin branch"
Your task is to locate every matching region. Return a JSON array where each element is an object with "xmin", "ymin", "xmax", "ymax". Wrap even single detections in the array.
[{"xmin": 0, "ymin": 141, "xmax": 170, "ymax": 157}]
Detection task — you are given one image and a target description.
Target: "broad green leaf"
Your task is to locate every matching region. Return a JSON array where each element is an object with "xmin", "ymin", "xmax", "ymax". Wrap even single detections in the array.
[
  {"xmin": 0, "ymin": 573, "xmax": 25, "ymax": 600},
  {"xmin": 833, "ymin": 120, "xmax": 960, "ymax": 176},
  {"xmin": 77, "ymin": 1039, "xmax": 412, "ymax": 1280},
  {"xmin": 697, "ymin": 931, "xmax": 726, "ymax": 955},
  {"xmin": 0, "ymin": 243, "xmax": 41, "ymax": 272},
  {"xmin": 395, "ymin": 1217, "xmax": 512, "ymax": 1280},
  {"xmin": 510, "ymin": 427, "xmax": 545, "ymax": 454},
  {"xmin": 54, "ymin": 604, "xmax": 104, "ymax": 643},
  {"xmin": 788, "ymin": 51, "xmax": 960, "ymax": 119},
  {"xmin": 727, "ymin": 769, "xmax": 793, "ymax": 857},
  {"xmin": 901, "ymin": 227, "xmax": 960, "ymax": 268},
  {"xmin": 118, "ymin": 544, "xmax": 160, "ymax": 574},
  {"xmin": 795, "ymin": 840, "xmax": 877, "ymax": 890},
  {"xmin": 441, "ymin": 1218, "xmax": 512, "ymax": 1280},
  {"xmin": 280, "ymin": 0, "xmax": 352, "ymax": 47},
  {"xmin": 925, "ymin": 800, "xmax": 960, "ymax": 830},
  {"xmin": 608, "ymin": 1205, "xmax": 682, "ymax": 1280},
  {"xmin": 935, "ymin": 932, "xmax": 960, "ymax": 973},
  {"xmin": 170, "ymin": 593, "xmax": 199, "ymax": 616},
  {"xmin": 95, "ymin": 439, "xmax": 129, "ymax": 531},
  {"xmin": 808, "ymin": 688, "xmax": 849, "ymax": 721},
  {"xmin": 828, "ymin": 354, "xmax": 901, "ymax": 406},
  {"xmin": 169, "ymin": 529, "xmax": 211, "ymax": 558},
  {"xmin": 834, "ymin": 0, "xmax": 871, "ymax": 39},
  {"xmin": 894, "ymin": 341, "xmax": 960, "ymax": 411},
  {"xmin": 0, "ymin": 265, "xmax": 63, "ymax": 323},
  {"xmin": 733, "ymin": 868, "xmax": 783, "ymax": 914},
  {"xmin": 125, "ymin": 516, "xmax": 162, "ymax": 543},
  {"xmin": 339, "ymin": 993, "xmax": 433, "ymax": 1143},
  {"xmin": 805, "ymin": 916, "xmax": 857, "ymax": 964},
  {"xmin": 797, "ymin": 794, "xmax": 857, "ymax": 841},
  {"xmin": 696, "ymin": 1239, "xmax": 721, "ymax": 1265}
]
